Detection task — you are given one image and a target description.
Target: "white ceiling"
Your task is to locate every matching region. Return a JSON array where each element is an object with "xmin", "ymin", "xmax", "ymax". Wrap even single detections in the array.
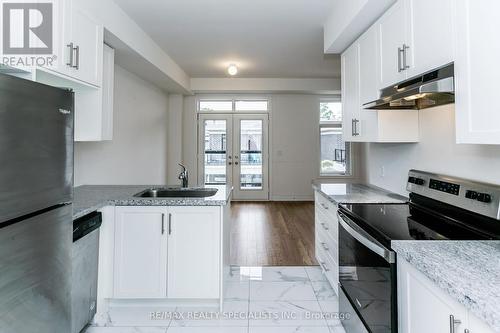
[{"xmin": 113, "ymin": 0, "xmax": 340, "ymax": 78}]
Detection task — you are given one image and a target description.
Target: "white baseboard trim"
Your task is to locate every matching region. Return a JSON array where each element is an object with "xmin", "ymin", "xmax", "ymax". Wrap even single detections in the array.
[{"xmin": 270, "ymin": 195, "xmax": 314, "ymax": 201}]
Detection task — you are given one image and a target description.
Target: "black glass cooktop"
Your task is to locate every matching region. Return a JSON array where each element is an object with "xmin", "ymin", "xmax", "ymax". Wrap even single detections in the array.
[{"xmin": 338, "ymin": 202, "xmax": 498, "ymax": 248}]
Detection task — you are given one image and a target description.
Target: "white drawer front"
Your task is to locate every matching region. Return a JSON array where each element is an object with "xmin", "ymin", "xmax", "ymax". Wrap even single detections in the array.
[{"xmin": 316, "ymin": 244, "xmax": 339, "ymax": 294}]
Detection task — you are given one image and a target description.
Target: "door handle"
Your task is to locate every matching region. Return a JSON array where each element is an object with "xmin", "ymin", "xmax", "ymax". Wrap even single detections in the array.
[
  {"xmin": 161, "ymin": 213, "xmax": 165, "ymax": 234},
  {"xmin": 168, "ymin": 213, "xmax": 172, "ymax": 235},
  {"xmin": 319, "ymin": 261, "xmax": 330, "ymax": 272},
  {"xmin": 403, "ymin": 44, "xmax": 410, "ymax": 70},
  {"xmin": 228, "ymin": 162, "xmax": 232, "ymax": 165},
  {"xmin": 66, "ymin": 43, "xmax": 74, "ymax": 67},
  {"xmin": 234, "ymin": 161, "xmax": 239, "ymax": 165},
  {"xmin": 338, "ymin": 211, "xmax": 395, "ymax": 263},
  {"xmin": 398, "ymin": 46, "xmax": 404, "ymax": 72},
  {"xmin": 73, "ymin": 45, "xmax": 80, "ymax": 69},
  {"xmin": 449, "ymin": 315, "xmax": 461, "ymax": 333}
]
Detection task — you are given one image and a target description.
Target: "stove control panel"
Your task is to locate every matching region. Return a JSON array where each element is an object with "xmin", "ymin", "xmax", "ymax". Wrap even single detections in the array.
[{"xmin": 407, "ymin": 170, "xmax": 500, "ymax": 220}]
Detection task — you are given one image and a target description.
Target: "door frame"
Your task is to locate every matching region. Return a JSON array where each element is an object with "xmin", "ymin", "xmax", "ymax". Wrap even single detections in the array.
[{"xmin": 197, "ymin": 113, "xmax": 269, "ymax": 201}]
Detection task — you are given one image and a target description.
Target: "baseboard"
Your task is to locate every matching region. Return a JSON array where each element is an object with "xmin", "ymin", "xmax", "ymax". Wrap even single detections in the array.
[{"xmin": 270, "ymin": 195, "xmax": 314, "ymax": 201}]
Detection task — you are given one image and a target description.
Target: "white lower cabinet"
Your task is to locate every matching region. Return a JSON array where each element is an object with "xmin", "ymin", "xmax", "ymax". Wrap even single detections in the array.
[
  {"xmin": 398, "ymin": 257, "xmax": 495, "ymax": 333},
  {"xmin": 314, "ymin": 192, "xmax": 339, "ymax": 294},
  {"xmin": 112, "ymin": 206, "xmax": 221, "ymax": 300},
  {"xmin": 167, "ymin": 206, "xmax": 220, "ymax": 299},
  {"xmin": 113, "ymin": 207, "xmax": 168, "ymax": 298}
]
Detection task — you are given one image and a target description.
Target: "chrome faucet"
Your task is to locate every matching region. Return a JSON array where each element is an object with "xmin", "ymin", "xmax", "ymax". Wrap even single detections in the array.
[{"xmin": 178, "ymin": 164, "xmax": 188, "ymax": 188}]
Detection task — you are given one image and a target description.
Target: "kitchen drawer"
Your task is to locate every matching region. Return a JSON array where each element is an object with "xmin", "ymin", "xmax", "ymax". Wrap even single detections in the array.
[
  {"xmin": 316, "ymin": 243, "xmax": 339, "ymax": 294},
  {"xmin": 317, "ymin": 227, "xmax": 338, "ymax": 267},
  {"xmin": 315, "ymin": 192, "xmax": 338, "ymax": 218},
  {"xmin": 316, "ymin": 207, "xmax": 338, "ymax": 241}
]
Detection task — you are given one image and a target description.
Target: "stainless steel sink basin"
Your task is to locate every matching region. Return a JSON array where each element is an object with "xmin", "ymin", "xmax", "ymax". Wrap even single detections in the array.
[{"xmin": 134, "ymin": 187, "xmax": 218, "ymax": 198}]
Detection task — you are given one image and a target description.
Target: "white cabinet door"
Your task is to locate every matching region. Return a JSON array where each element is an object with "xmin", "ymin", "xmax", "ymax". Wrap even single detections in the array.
[
  {"xmin": 398, "ymin": 258, "xmax": 467, "ymax": 333},
  {"xmin": 70, "ymin": 2, "xmax": 103, "ymax": 86},
  {"xmin": 113, "ymin": 207, "xmax": 168, "ymax": 298},
  {"xmin": 406, "ymin": 0, "xmax": 453, "ymax": 77},
  {"xmin": 167, "ymin": 206, "xmax": 220, "ymax": 299},
  {"xmin": 378, "ymin": 0, "xmax": 407, "ymax": 88},
  {"xmin": 358, "ymin": 25, "xmax": 380, "ymax": 106},
  {"xmin": 341, "ymin": 43, "xmax": 360, "ymax": 142},
  {"xmin": 454, "ymin": 0, "xmax": 500, "ymax": 144}
]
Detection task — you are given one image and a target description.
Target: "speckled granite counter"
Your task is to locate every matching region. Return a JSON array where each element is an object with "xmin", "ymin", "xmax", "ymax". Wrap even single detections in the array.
[
  {"xmin": 392, "ymin": 241, "xmax": 500, "ymax": 332},
  {"xmin": 73, "ymin": 185, "xmax": 232, "ymax": 220},
  {"xmin": 312, "ymin": 181, "xmax": 407, "ymax": 204}
]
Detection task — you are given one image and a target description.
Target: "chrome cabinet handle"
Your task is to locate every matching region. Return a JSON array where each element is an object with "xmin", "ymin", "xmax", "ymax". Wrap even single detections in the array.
[
  {"xmin": 321, "ymin": 242, "xmax": 329, "ymax": 251},
  {"xmin": 321, "ymin": 203, "xmax": 329, "ymax": 210},
  {"xmin": 352, "ymin": 119, "xmax": 360, "ymax": 136},
  {"xmin": 319, "ymin": 261, "xmax": 330, "ymax": 272},
  {"xmin": 66, "ymin": 43, "xmax": 74, "ymax": 67},
  {"xmin": 449, "ymin": 315, "xmax": 461, "ymax": 333},
  {"xmin": 398, "ymin": 46, "xmax": 404, "ymax": 72},
  {"xmin": 464, "ymin": 330, "xmax": 469, "ymax": 333},
  {"xmin": 168, "ymin": 213, "xmax": 172, "ymax": 235},
  {"xmin": 161, "ymin": 213, "xmax": 165, "ymax": 234},
  {"xmin": 234, "ymin": 161, "xmax": 239, "ymax": 165},
  {"xmin": 352, "ymin": 119, "xmax": 355, "ymax": 136},
  {"xmin": 403, "ymin": 44, "xmax": 410, "ymax": 70},
  {"xmin": 320, "ymin": 223, "xmax": 329, "ymax": 231},
  {"xmin": 228, "ymin": 162, "xmax": 232, "ymax": 165},
  {"xmin": 73, "ymin": 45, "xmax": 80, "ymax": 69}
]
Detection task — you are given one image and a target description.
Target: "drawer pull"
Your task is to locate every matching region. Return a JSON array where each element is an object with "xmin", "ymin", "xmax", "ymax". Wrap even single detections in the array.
[
  {"xmin": 321, "ymin": 203, "xmax": 329, "ymax": 210},
  {"xmin": 320, "ymin": 223, "xmax": 329, "ymax": 231},
  {"xmin": 449, "ymin": 315, "xmax": 461, "ymax": 333},
  {"xmin": 319, "ymin": 261, "xmax": 330, "ymax": 272},
  {"xmin": 321, "ymin": 242, "xmax": 329, "ymax": 251}
]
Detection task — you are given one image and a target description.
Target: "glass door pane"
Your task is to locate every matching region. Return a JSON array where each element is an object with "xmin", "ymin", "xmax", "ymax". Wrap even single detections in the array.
[
  {"xmin": 239, "ymin": 120, "xmax": 263, "ymax": 189},
  {"xmin": 203, "ymin": 120, "xmax": 227, "ymax": 185}
]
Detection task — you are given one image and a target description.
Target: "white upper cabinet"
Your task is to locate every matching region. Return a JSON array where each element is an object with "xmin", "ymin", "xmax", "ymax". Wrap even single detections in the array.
[
  {"xmin": 453, "ymin": 0, "xmax": 500, "ymax": 144},
  {"xmin": 358, "ymin": 25, "xmax": 380, "ymax": 106},
  {"xmin": 341, "ymin": 32, "xmax": 419, "ymax": 143},
  {"xmin": 69, "ymin": 2, "xmax": 103, "ymax": 87},
  {"xmin": 378, "ymin": 0, "xmax": 407, "ymax": 88},
  {"xmin": 405, "ymin": 0, "xmax": 453, "ymax": 77},
  {"xmin": 377, "ymin": 0, "xmax": 453, "ymax": 88},
  {"xmin": 48, "ymin": 0, "xmax": 103, "ymax": 87},
  {"xmin": 341, "ymin": 43, "xmax": 360, "ymax": 142}
]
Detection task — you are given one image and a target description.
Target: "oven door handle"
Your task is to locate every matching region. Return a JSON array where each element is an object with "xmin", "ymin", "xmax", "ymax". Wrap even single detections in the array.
[{"xmin": 337, "ymin": 211, "xmax": 396, "ymax": 263}]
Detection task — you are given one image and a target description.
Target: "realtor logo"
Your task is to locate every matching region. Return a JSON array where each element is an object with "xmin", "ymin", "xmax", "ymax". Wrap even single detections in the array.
[{"xmin": 2, "ymin": 2, "xmax": 53, "ymax": 54}]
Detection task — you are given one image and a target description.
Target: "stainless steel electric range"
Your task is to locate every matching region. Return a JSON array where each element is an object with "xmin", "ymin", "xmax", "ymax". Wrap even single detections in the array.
[{"xmin": 336, "ymin": 170, "xmax": 500, "ymax": 333}]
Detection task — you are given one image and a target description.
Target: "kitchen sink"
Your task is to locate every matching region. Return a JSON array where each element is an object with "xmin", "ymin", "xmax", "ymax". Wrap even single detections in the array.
[{"xmin": 133, "ymin": 187, "xmax": 218, "ymax": 198}]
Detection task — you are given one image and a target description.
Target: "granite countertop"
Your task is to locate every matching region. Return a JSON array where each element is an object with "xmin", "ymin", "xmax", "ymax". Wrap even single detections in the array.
[
  {"xmin": 312, "ymin": 181, "xmax": 407, "ymax": 204},
  {"xmin": 392, "ymin": 241, "xmax": 500, "ymax": 332},
  {"xmin": 73, "ymin": 184, "xmax": 232, "ymax": 220}
]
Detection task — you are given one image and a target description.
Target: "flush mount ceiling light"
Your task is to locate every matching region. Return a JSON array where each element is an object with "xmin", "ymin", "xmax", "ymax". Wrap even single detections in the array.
[{"xmin": 227, "ymin": 64, "xmax": 238, "ymax": 76}]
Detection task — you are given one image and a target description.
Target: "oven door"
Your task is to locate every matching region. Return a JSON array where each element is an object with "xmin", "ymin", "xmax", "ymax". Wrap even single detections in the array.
[{"xmin": 337, "ymin": 211, "xmax": 397, "ymax": 333}]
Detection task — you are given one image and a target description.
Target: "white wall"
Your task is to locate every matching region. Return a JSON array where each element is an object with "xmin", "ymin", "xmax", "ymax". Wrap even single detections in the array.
[
  {"xmin": 74, "ymin": 65, "xmax": 169, "ymax": 186},
  {"xmin": 167, "ymin": 94, "xmax": 184, "ymax": 183},
  {"xmin": 361, "ymin": 105, "xmax": 500, "ymax": 196},
  {"xmin": 181, "ymin": 94, "xmax": 362, "ymax": 200}
]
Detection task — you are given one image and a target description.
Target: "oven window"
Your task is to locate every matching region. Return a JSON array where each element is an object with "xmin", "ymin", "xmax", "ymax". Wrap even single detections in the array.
[{"xmin": 339, "ymin": 223, "xmax": 395, "ymax": 333}]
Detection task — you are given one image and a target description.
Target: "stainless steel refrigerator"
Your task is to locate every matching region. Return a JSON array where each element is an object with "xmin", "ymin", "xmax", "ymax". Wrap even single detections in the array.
[{"xmin": 0, "ymin": 73, "xmax": 74, "ymax": 333}]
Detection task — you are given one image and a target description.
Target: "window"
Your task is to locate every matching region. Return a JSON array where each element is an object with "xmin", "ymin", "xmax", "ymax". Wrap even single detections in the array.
[
  {"xmin": 235, "ymin": 100, "xmax": 268, "ymax": 111},
  {"xmin": 319, "ymin": 100, "xmax": 351, "ymax": 176},
  {"xmin": 199, "ymin": 100, "xmax": 233, "ymax": 112},
  {"xmin": 198, "ymin": 98, "xmax": 269, "ymax": 112}
]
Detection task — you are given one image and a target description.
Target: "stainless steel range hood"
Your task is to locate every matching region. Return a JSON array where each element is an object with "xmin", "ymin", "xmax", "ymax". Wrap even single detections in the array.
[{"xmin": 364, "ymin": 63, "xmax": 454, "ymax": 110}]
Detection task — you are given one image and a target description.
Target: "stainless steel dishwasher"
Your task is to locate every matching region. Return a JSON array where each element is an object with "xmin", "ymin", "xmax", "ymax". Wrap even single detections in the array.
[{"xmin": 72, "ymin": 211, "xmax": 102, "ymax": 333}]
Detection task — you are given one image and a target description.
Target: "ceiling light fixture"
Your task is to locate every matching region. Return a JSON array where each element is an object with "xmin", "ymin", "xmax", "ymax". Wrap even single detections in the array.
[{"xmin": 227, "ymin": 64, "xmax": 238, "ymax": 76}]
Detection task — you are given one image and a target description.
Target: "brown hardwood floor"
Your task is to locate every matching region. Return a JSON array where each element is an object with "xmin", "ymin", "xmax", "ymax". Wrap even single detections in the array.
[{"xmin": 230, "ymin": 201, "xmax": 317, "ymax": 266}]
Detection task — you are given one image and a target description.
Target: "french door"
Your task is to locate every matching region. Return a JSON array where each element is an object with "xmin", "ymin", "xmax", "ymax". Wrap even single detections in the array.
[{"xmin": 198, "ymin": 114, "xmax": 269, "ymax": 200}]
